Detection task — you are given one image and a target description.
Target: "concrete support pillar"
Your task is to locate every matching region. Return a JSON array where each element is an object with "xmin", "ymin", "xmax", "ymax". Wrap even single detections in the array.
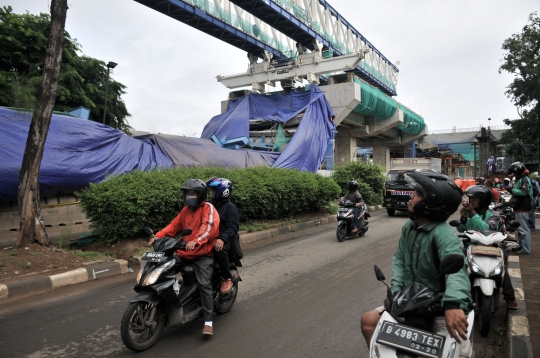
[
  {"xmin": 373, "ymin": 146, "xmax": 390, "ymax": 171},
  {"xmin": 334, "ymin": 133, "xmax": 357, "ymax": 167}
]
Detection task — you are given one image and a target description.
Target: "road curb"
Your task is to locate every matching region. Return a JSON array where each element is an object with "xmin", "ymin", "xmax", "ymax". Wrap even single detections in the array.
[
  {"xmin": 0, "ymin": 260, "xmax": 127, "ymax": 301},
  {"xmin": 0, "ymin": 206, "xmax": 385, "ymax": 303},
  {"xmin": 506, "ymin": 256, "xmax": 534, "ymax": 358}
]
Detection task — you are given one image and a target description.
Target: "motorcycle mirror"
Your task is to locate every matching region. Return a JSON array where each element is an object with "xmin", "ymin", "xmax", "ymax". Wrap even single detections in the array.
[
  {"xmin": 511, "ymin": 221, "xmax": 521, "ymax": 228},
  {"xmin": 144, "ymin": 227, "xmax": 154, "ymax": 235},
  {"xmin": 439, "ymin": 254, "xmax": 464, "ymax": 276},
  {"xmin": 179, "ymin": 228, "xmax": 193, "ymax": 236},
  {"xmin": 374, "ymin": 265, "xmax": 386, "ymax": 281},
  {"xmin": 448, "ymin": 220, "xmax": 460, "ymax": 227}
]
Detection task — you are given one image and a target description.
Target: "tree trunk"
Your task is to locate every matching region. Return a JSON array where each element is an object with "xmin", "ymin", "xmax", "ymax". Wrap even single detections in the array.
[{"xmin": 16, "ymin": 0, "xmax": 68, "ymax": 248}]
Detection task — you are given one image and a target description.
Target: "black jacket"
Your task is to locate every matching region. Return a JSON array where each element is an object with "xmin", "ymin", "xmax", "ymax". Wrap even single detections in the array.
[{"xmin": 213, "ymin": 199, "xmax": 240, "ymax": 244}]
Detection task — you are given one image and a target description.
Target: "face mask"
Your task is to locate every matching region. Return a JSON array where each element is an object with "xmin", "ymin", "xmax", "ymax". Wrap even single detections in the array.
[{"xmin": 186, "ymin": 195, "xmax": 198, "ymax": 207}]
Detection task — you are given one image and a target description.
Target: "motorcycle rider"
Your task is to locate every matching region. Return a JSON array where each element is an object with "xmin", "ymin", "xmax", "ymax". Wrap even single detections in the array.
[
  {"xmin": 361, "ymin": 170, "xmax": 472, "ymax": 356},
  {"xmin": 501, "ymin": 177, "xmax": 513, "ymax": 192},
  {"xmin": 507, "ymin": 162, "xmax": 533, "ymax": 255},
  {"xmin": 457, "ymin": 185, "xmax": 518, "ymax": 310},
  {"xmin": 148, "ymin": 178, "xmax": 220, "ymax": 336},
  {"xmin": 485, "ymin": 180, "xmax": 500, "ymax": 204},
  {"xmin": 206, "ymin": 177, "xmax": 242, "ymax": 294},
  {"xmin": 338, "ymin": 180, "xmax": 364, "ymax": 233}
]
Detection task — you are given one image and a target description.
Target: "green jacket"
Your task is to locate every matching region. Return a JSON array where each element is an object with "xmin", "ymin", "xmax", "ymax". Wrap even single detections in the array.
[
  {"xmin": 456, "ymin": 209, "xmax": 500, "ymax": 232},
  {"xmin": 391, "ymin": 220, "xmax": 472, "ymax": 312}
]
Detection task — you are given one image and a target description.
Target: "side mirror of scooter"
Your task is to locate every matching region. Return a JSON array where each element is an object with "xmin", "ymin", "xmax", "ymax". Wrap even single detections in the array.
[
  {"xmin": 179, "ymin": 228, "xmax": 193, "ymax": 237},
  {"xmin": 144, "ymin": 227, "xmax": 154, "ymax": 236},
  {"xmin": 448, "ymin": 220, "xmax": 460, "ymax": 227},
  {"xmin": 439, "ymin": 254, "xmax": 464, "ymax": 276},
  {"xmin": 374, "ymin": 265, "xmax": 386, "ymax": 281}
]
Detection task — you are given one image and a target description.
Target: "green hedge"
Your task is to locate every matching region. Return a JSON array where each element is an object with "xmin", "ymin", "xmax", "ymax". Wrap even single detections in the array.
[
  {"xmin": 76, "ymin": 167, "xmax": 340, "ymax": 244},
  {"xmin": 331, "ymin": 161, "xmax": 385, "ymax": 205}
]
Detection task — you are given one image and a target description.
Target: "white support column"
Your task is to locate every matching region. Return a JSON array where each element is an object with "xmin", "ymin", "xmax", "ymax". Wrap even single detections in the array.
[
  {"xmin": 334, "ymin": 132, "xmax": 357, "ymax": 167},
  {"xmin": 373, "ymin": 146, "xmax": 391, "ymax": 171}
]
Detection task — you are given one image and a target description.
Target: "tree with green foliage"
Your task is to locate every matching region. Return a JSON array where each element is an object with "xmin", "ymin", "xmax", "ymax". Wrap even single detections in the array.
[
  {"xmin": 332, "ymin": 161, "xmax": 385, "ymax": 205},
  {"xmin": 0, "ymin": 6, "xmax": 131, "ymax": 132},
  {"xmin": 499, "ymin": 12, "xmax": 539, "ymax": 163}
]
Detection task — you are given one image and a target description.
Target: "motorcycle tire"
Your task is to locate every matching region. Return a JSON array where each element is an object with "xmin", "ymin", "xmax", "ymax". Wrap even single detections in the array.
[
  {"xmin": 387, "ymin": 209, "xmax": 396, "ymax": 216},
  {"xmin": 336, "ymin": 225, "xmax": 347, "ymax": 242},
  {"xmin": 479, "ymin": 294, "xmax": 493, "ymax": 337},
  {"xmin": 120, "ymin": 301, "xmax": 166, "ymax": 352},
  {"xmin": 215, "ymin": 283, "xmax": 239, "ymax": 314}
]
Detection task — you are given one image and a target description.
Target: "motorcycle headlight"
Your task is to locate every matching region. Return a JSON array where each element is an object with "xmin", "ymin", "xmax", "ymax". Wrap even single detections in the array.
[
  {"xmin": 142, "ymin": 259, "xmax": 175, "ymax": 286},
  {"xmin": 136, "ymin": 261, "xmax": 146, "ymax": 284},
  {"xmin": 445, "ymin": 342, "xmax": 457, "ymax": 358},
  {"xmin": 470, "ymin": 261, "xmax": 485, "ymax": 276},
  {"xmin": 489, "ymin": 263, "xmax": 503, "ymax": 277}
]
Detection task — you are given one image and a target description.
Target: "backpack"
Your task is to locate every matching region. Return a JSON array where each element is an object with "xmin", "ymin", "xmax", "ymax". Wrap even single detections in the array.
[{"xmin": 531, "ymin": 178, "xmax": 540, "ymax": 197}]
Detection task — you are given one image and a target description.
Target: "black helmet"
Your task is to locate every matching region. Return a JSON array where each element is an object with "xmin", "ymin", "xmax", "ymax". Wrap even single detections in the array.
[
  {"xmin": 507, "ymin": 162, "xmax": 526, "ymax": 177},
  {"xmin": 405, "ymin": 170, "xmax": 463, "ymax": 222},
  {"xmin": 464, "ymin": 185, "xmax": 492, "ymax": 211},
  {"xmin": 180, "ymin": 178, "xmax": 207, "ymax": 208},
  {"xmin": 347, "ymin": 180, "xmax": 359, "ymax": 192}
]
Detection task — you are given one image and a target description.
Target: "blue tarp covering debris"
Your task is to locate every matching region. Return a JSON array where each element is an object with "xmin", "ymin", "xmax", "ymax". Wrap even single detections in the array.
[
  {"xmin": 0, "ymin": 107, "xmax": 172, "ymax": 202},
  {"xmin": 202, "ymin": 85, "xmax": 335, "ymax": 172},
  {"xmin": 0, "ymin": 85, "xmax": 335, "ymax": 202}
]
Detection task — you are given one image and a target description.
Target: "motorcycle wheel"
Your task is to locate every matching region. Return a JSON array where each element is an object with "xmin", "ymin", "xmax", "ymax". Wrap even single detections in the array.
[
  {"xmin": 336, "ymin": 225, "xmax": 347, "ymax": 242},
  {"xmin": 215, "ymin": 283, "xmax": 239, "ymax": 314},
  {"xmin": 387, "ymin": 209, "xmax": 395, "ymax": 216},
  {"xmin": 120, "ymin": 301, "xmax": 165, "ymax": 352},
  {"xmin": 478, "ymin": 294, "xmax": 493, "ymax": 337}
]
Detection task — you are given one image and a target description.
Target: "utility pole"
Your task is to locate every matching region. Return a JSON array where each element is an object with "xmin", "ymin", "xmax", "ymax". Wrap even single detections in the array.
[{"xmin": 102, "ymin": 61, "xmax": 117, "ymax": 124}]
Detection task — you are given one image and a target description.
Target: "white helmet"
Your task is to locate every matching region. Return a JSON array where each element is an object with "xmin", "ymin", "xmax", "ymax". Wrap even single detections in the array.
[{"xmin": 503, "ymin": 177, "xmax": 510, "ymax": 183}]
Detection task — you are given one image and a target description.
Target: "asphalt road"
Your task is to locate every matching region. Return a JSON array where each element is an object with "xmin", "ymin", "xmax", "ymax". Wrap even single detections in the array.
[{"xmin": 0, "ymin": 210, "xmax": 505, "ymax": 358}]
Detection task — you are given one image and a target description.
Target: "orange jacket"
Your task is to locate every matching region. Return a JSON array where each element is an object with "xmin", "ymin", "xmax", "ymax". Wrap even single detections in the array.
[{"xmin": 155, "ymin": 201, "xmax": 220, "ymax": 261}]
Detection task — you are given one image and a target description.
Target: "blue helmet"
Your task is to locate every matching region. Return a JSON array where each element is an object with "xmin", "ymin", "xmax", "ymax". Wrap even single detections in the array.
[{"xmin": 206, "ymin": 177, "xmax": 233, "ymax": 201}]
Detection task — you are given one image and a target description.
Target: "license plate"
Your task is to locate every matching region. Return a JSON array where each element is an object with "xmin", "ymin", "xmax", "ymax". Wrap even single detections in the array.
[
  {"xmin": 141, "ymin": 252, "xmax": 165, "ymax": 262},
  {"xmin": 398, "ymin": 201, "xmax": 408, "ymax": 206},
  {"xmin": 376, "ymin": 321, "xmax": 445, "ymax": 358}
]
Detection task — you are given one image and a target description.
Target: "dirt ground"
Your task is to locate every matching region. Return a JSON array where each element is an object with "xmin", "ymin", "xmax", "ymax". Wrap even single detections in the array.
[{"xmin": 0, "ymin": 238, "xmax": 148, "ymax": 285}]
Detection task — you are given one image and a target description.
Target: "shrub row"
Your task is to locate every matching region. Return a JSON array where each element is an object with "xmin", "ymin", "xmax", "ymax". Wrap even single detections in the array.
[
  {"xmin": 76, "ymin": 167, "xmax": 341, "ymax": 244},
  {"xmin": 331, "ymin": 161, "xmax": 386, "ymax": 205}
]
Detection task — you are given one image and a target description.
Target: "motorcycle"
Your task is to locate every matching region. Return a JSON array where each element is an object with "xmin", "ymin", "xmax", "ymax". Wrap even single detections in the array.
[
  {"xmin": 120, "ymin": 228, "xmax": 240, "ymax": 352},
  {"xmin": 370, "ymin": 254, "xmax": 475, "ymax": 358},
  {"xmin": 449, "ymin": 219, "xmax": 519, "ymax": 337},
  {"xmin": 336, "ymin": 200, "xmax": 370, "ymax": 242},
  {"xmin": 490, "ymin": 201, "xmax": 517, "ymax": 233}
]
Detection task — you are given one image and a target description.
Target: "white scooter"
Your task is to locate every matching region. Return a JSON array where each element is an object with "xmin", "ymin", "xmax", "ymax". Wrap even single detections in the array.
[
  {"xmin": 370, "ymin": 254, "xmax": 475, "ymax": 358},
  {"xmin": 449, "ymin": 220, "xmax": 520, "ymax": 337}
]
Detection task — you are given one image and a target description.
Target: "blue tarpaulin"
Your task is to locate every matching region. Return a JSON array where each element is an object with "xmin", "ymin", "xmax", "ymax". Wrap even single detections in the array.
[
  {"xmin": 0, "ymin": 85, "xmax": 335, "ymax": 202},
  {"xmin": 0, "ymin": 107, "xmax": 172, "ymax": 202},
  {"xmin": 202, "ymin": 85, "xmax": 335, "ymax": 172}
]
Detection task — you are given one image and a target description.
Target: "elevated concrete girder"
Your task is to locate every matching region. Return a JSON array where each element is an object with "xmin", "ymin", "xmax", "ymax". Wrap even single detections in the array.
[
  {"xmin": 402, "ymin": 126, "xmax": 429, "ymax": 145},
  {"xmin": 358, "ymin": 109, "xmax": 404, "ymax": 137},
  {"xmin": 323, "ymin": 81, "xmax": 362, "ymax": 126}
]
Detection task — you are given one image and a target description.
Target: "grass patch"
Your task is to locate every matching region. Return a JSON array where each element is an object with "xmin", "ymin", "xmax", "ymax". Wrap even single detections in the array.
[
  {"xmin": 72, "ymin": 251, "xmax": 108, "ymax": 261},
  {"xmin": 0, "ymin": 261, "xmax": 5, "ymax": 268},
  {"xmin": 21, "ymin": 261, "xmax": 32, "ymax": 268},
  {"xmin": 10, "ymin": 249, "xmax": 17, "ymax": 256},
  {"xmin": 30, "ymin": 251, "xmax": 44, "ymax": 257},
  {"xmin": 119, "ymin": 249, "xmax": 127, "ymax": 257},
  {"xmin": 59, "ymin": 227, "xmax": 72, "ymax": 249}
]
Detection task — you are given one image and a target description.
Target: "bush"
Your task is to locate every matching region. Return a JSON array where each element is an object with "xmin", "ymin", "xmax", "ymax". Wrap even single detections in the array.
[
  {"xmin": 332, "ymin": 161, "xmax": 385, "ymax": 205},
  {"xmin": 77, "ymin": 167, "xmax": 340, "ymax": 244}
]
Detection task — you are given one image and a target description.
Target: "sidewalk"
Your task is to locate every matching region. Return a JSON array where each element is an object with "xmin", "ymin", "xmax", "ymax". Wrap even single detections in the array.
[{"xmin": 514, "ymin": 224, "xmax": 540, "ymax": 358}]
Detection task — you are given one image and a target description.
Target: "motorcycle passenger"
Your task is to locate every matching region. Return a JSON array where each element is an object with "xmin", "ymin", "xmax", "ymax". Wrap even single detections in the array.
[
  {"xmin": 206, "ymin": 177, "xmax": 243, "ymax": 294},
  {"xmin": 485, "ymin": 180, "xmax": 500, "ymax": 204},
  {"xmin": 493, "ymin": 177, "xmax": 501, "ymax": 189},
  {"xmin": 456, "ymin": 185, "xmax": 518, "ymax": 310},
  {"xmin": 339, "ymin": 180, "xmax": 364, "ymax": 233},
  {"xmin": 507, "ymin": 162, "xmax": 534, "ymax": 255},
  {"xmin": 361, "ymin": 170, "xmax": 472, "ymax": 357},
  {"xmin": 148, "ymin": 178, "xmax": 220, "ymax": 336}
]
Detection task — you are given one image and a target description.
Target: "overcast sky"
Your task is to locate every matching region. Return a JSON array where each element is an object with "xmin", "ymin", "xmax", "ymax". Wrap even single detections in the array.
[{"xmin": 3, "ymin": 0, "xmax": 537, "ymax": 136}]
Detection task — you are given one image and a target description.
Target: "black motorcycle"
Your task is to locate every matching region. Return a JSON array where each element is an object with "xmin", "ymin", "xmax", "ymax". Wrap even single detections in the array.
[
  {"xmin": 336, "ymin": 200, "xmax": 370, "ymax": 242},
  {"xmin": 120, "ymin": 228, "xmax": 240, "ymax": 352},
  {"xmin": 492, "ymin": 201, "xmax": 517, "ymax": 233}
]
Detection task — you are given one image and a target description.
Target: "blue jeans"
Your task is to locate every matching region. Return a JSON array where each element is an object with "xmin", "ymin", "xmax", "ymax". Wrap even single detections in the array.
[
  {"xmin": 515, "ymin": 212, "xmax": 531, "ymax": 253},
  {"xmin": 352, "ymin": 206, "xmax": 361, "ymax": 229},
  {"xmin": 529, "ymin": 207, "xmax": 536, "ymax": 230}
]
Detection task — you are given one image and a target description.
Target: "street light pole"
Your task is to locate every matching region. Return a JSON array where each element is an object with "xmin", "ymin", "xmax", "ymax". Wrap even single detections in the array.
[
  {"xmin": 102, "ymin": 61, "xmax": 118, "ymax": 124},
  {"xmin": 537, "ymin": 78, "xmax": 540, "ymax": 170}
]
